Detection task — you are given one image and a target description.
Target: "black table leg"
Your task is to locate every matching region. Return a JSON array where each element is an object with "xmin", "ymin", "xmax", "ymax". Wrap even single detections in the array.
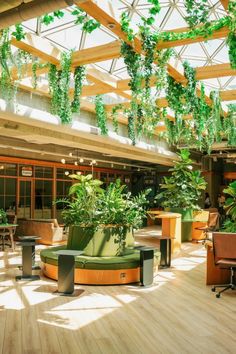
[
  {"xmin": 58, "ymin": 254, "xmax": 75, "ymax": 294},
  {"xmin": 160, "ymin": 239, "xmax": 172, "ymax": 268}
]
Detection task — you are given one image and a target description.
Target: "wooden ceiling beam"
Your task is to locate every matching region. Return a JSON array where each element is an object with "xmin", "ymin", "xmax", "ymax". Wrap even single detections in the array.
[
  {"xmin": 11, "ymin": 61, "xmax": 48, "ymax": 81},
  {"xmin": 219, "ymin": 89, "xmax": 236, "ymax": 101},
  {"xmin": 11, "ymin": 32, "xmax": 131, "ymax": 100},
  {"xmin": 75, "ymin": 0, "xmax": 226, "ymax": 114},
  {"xmin": 156, "ymin": 26, "xmax": 229, "ymax": 50},
  {"xmin": 117, "ymin": 63, "xmax": 236, "ymax": 90},
  {"xmin": 220, "ymin": 1, "xmax": 229, "ymax": 11},
  {"xmin": 11, "ymin": 33, "xmax": 61, "ymax": 65},
  {"xmin": 72, "ymin": 40, "xmax": 121, "ymax": 66}
]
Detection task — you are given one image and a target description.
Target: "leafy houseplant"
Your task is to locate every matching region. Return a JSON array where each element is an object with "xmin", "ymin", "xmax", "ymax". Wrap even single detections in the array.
[
  {"xmin": 58, "ymin": 174, "xmax": 150, "ymax": 256},
  {"xmin": 155, "ymin": 149, "xmax": 207, "ymax": 241},
  {"xmin": 221, "ymin": 181, "xmax": 236, "ymax": 233},
  {"xmin": 0, "ymin": 209, "xmax": 7, "ymax": 224},
  {"xmin": 156, "ymin": 149, "xmax": 206, "ymax": 211}
]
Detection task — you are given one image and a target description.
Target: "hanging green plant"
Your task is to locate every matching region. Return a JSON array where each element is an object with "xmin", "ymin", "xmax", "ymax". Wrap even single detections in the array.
[
  {"xmin": 95, "ymin": 95, "xmax": 108, "ymax": 135},
  {"xmin": 121, "ymin": 13, "xmax": 135, "ymax": 41},
  {"xmin": 12, "ymin": 24, "xmax": 26, "ymax": 41},
  {"xmin": 227, "ymin": 1, "xmax": 236, "ymax": 69},
  {"xmin": 184, "ymin": 0, "xmax": 209, "ymax": 28},
  {"xmin": 128, "ymin": 111, "xmax": 136, "ymax": 146},
  {"xmin": 111, "ymin": 104, "xmax": 123, "ymax": 134},
  {"xmin": 47, "ymin": 51, "xmax": 73, "ymax": 124},
  {"xmin": 42, "ymin": 10, "xmax": 64, "ymax": 25},
  {"xmin": 42, "ymin": 7, "xmax": 100, "ymax": 33},
  {"xmin": 224, "ymin": 104, "xmax": 236, "ymax": 147},
  {"xmin": 209, "ymin": 90, "xmax": 223, "ymax": 143},
  {"xmin": 71, "ymin": 66, "xmax": 86, "ymax": 114},
  {"xmin": 59, "ymin": 51, "xmax": 72, "ymax": 124},
  {"xmin": 0, "ymin": 28, "xmax": 15, "ymax": 101}
]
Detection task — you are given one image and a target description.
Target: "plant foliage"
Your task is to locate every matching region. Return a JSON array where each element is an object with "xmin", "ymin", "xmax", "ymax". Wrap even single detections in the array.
[
  {"xmin": 155, "ymin": 149, "xmax": 206, "ymax": 209},
  {"xmin": 95, "ymin": 95, "xmax": 108, "ymax": 135},
  {"xmin": 57, "ymin": 174, "xmax": 150, "ymax": 229},
  {"xmin": 221, "ymin": 181, "xmax": 236, "ymax": 233}
]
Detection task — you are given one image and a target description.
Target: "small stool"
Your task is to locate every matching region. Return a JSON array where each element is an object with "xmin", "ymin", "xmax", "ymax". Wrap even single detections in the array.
[
  {"xmin": 16, "ymin": 236, "xmax": 41, "ymax": 281},
  {"xmin": 138, "ymin": 246, "xmax": 155, "ymax": 287},
  {"xmin": 54, "ymin": 250, "xmax": 83, "ymax": 295}
]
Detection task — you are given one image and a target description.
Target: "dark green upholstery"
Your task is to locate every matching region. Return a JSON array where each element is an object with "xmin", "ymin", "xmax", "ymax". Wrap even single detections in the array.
[
  {"xmin": 40, "ymin": 246, "xmax": 161, "ymax": 270},
  {"xmin": 67, "ymin": 225, "xmax": 134, "ymax": 257}
]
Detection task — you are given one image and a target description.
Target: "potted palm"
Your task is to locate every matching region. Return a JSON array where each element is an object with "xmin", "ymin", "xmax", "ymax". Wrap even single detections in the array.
[
  {"xmin": 221, "ymin": 181, "xmax": 236, "ymax": 233},
  {"xmin": 155, "ymin": 149, "xmax": 207, "ymax": 241},
  {"xmin": 58, "ymin": 174, "xmax": 150, "ymax": 256}
]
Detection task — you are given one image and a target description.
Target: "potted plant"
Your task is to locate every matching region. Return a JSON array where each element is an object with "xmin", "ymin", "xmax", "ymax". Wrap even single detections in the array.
[
  {"xmin": 221, "ymin": 181, "xmax": 236, "ymax": 233},
  {"xmin": 0, "ymin": 209, "xmax": 7, "ymax": 224},
  {"xmin": 58, "ymin": 174, "xmax": 150, "ymax": 256},
  {"xmin": 155, "ymin": 149, "xmax": 207, "ymax": 241}
]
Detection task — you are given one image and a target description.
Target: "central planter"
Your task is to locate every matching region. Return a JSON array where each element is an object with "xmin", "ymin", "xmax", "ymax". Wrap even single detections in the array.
[
  {"xmin": 67, "ymin": 225, "xmax": 134, "ymax": 257},
  {"xmin": 169, "ymin": 208, "xmax": 193, "ymax": 242}
]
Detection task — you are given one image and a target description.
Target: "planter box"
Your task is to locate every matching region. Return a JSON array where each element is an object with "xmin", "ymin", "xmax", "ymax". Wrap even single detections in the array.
[
  {"xmin": 169, "ymin": 208, "xmax": 193, "ymax": 242},
  {"xmin": 67, "ymin": 225, "xmax": 134, "ymax": 257}
]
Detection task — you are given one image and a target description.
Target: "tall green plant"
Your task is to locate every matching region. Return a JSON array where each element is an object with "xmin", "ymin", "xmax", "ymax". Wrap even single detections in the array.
[
  {"xmin": 221, "ymin": 181, "xmax": 236, "ymax": 233},
  {"xmin": 156, "ymin": 149, "xmax": 206, "ymax": 209},
  {"xmin": 58, "ymin": 174, "xmax": 150, "ymax": 229}
]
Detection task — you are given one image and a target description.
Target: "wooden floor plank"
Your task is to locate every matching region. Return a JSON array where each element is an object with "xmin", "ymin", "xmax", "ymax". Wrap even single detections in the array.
[{"xmin": 0, "ymin": 243, "xmax": 236, "ymax": 354}]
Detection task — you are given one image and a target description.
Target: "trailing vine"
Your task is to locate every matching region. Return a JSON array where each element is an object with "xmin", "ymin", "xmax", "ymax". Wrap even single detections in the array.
[
  {"xmin": 42, "ymin": 7, "xmax": 100, "ymax": 33},
  {"xmin": 111, "ymin": 104, "xmax": 123, "ymax": 134},
  {"xmin": 128, "ymin": 109, "xmax": 136, "ymax": 146},
  {"xmin": 71, "ymin": 66, "xmax": 86, "ymax": 114},
  {"xmin": 227, "ymin": 1, "xmax": 236, "ymax": 69},
  {"xmin": 12, "ymin": 24, "xmax": 26, "ymax": 41},
  {"xmin": 224, "ymin": 104, "xmax": 236, "ymax": 146},
  {"xmin": 95, "ymin": 95, "xmax": 108, "ymax": 135},
  {"xmin": 58, "ymin": 51, "xmax": 72, "ymax": 124},
  {"xmin": 184, "ymin": 0, "xmax": 210, "ymax": 28}
]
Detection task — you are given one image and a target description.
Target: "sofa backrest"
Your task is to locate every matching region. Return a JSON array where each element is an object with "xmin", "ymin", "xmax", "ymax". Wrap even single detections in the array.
[{"xmin": 27, "ymin": 218, "xmax": 60, "ymax": 228}]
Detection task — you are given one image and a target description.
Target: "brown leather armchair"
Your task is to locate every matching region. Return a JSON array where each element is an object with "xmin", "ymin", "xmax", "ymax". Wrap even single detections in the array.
[
  {"xmin": 211, "ymin": 232, "xmax": 236, "ymax": 298},
  {"xmin": 195, "ymin": 212, "xmax": 219, "ymax": 244}
]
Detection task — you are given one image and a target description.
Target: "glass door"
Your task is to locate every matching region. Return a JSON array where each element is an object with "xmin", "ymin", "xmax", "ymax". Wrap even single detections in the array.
[{"xmin": 18, "ymin": 179, "xmax": 32, "ymax": 218}]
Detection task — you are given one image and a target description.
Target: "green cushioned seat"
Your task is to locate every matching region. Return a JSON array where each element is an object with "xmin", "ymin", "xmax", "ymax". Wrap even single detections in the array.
[{"xmin": 40, "ymin": 246, "xmax": 161, "ymax": 270}]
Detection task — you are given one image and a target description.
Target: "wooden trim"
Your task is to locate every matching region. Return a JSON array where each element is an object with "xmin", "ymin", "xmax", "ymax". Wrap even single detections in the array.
[
  {"xmin": 0, "ymin": 156, "xmax": 132, "ymax": 175},
  {"xmin": 224, "ymin": 172, "xmax": 236, "ymax": 180},
  {"xmin": 41, "ymin": 262, "xmax": 140, "ymax": 285}
]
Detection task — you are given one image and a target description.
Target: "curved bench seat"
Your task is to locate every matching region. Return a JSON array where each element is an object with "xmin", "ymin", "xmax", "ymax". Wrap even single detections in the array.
[{"xmin": 40, "ymin": 246, "xmax": 161, "ymax": 285}]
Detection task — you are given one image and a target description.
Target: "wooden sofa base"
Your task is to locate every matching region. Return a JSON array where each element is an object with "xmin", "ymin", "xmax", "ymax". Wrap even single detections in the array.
[{"xmin": 41, "ymin": 262, "xmax": 141, "ymax": 285}]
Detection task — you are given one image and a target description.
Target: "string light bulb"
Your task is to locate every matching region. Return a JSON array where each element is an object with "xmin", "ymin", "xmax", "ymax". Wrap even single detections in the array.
[{"xmin": 61, "ymin": 158, "xmax": 66, "ymax": 164}]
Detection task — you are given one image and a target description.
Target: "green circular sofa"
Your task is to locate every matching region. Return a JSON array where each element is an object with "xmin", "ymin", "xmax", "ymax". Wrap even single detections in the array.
[{"xmin": 40, "ymin": 245, "xmax": 161, "ymax": 285}]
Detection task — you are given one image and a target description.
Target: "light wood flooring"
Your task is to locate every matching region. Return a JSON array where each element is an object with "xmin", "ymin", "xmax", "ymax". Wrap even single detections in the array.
[{"xmin": 0, "ymin": 240, "xmax": 235, "ymax": 354}]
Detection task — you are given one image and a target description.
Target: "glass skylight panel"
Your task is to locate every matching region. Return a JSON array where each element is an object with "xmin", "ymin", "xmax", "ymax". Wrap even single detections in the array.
[
  {"xmin": 219, "ymin": 76, "xmax": 235, "ymax": 88},
  {"xmin": 162, "ymin": 8, "xmax": 188, "ymax": 30},
  {"xmin": 45, "ymin": 26, "xmax": 83, "ymax": 50},
  {"xmin": 203, "ymin": 39, "xmax": 225, "ymax": 57},
  {"xmin": 22, "ymin": 18, "xmax": 37, "ymax": 32},
  {"xmin": 201, "ymin": 78, "xmax": 222, "ymax": 90},
  {"xmin": 212, "ymin": 45, "xmax": 230, "ymax": 63},
  {"xmin": 95, "ymin": 60, "xmax": 113, "ymax": 72},
  {"xmin": 84, "ymin": 28, "xmax": 116, "ymax": 48},
  {"xmin": 182, "ymin": 43, "xmax": 208, "ymax": 58}
]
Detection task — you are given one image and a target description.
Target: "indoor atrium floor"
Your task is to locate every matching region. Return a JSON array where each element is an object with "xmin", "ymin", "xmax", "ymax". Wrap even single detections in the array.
[{"xmin": 0, "ymin": 242, "xmax": 235, "ymax": 354}]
